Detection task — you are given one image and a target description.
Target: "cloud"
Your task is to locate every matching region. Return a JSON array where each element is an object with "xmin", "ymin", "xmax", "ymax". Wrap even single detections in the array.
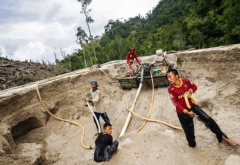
[
  {"xmin": 0, "ymin": 47, "xmax": 7, "ymax": 58},
  {"xmin": 0, "ymin": 0, "xmax": 160, "ymax": 63},
  {"xmin": 27, "ymin": 41, "xmax": 45, "ymax": 56},
  {"xmin": 0, "ymin": 22, "xmax": 44, "ymax": 40}
]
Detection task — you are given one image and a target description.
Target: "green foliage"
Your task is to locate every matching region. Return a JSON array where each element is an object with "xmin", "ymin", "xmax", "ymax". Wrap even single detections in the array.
[
  {"xmin": 29, "ymin": 74, "xmax": 33, "ymax": 77},
  {"xmin": 184, "ymin": 0, "xmax": 240, "ymax": 47},
  {"xmin": 68, "ymin": 0, "xmax": 240, "ymax": 72},
  {"xmin": 55, "ymin": 71, "xmax": 61, "ymax": 75},
  {"xmin": 47, "ymin": 67, "xmax": 51, "ymax": 71},
  {"xmin": 217, "ymin": 0, "xmax": 240, "ymax": 44}
]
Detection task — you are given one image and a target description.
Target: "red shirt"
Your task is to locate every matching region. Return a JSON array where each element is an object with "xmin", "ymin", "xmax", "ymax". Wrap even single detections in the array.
[
  {"xmin": 126, "ymin": 52, "xmax": 140, "ymax": 64},
  {"xmin": 168, "ymin": 78, "xmax": 197, "ymax": 113}
]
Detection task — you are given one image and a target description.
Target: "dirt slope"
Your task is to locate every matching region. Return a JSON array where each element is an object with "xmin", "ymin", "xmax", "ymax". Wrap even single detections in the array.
[{"xmin": 0, "ymin": 44, "xmax": 240, "ymax": 165}]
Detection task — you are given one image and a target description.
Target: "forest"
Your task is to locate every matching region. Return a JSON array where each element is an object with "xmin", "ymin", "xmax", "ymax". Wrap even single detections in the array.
[{"xmin": 58, "ymin": 0, "xmax": 240, "ymax": 71}]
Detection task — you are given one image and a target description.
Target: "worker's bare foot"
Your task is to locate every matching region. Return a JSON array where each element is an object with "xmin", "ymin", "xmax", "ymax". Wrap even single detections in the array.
[{"xmin": 223, "ymin": 136, "xmax": 237, "ymax": 146}]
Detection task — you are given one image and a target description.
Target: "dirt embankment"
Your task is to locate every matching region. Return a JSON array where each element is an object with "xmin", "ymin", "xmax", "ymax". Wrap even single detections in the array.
[{"xmin": 0, "ymin": 44, "xmax": 240, "ymax": 165}]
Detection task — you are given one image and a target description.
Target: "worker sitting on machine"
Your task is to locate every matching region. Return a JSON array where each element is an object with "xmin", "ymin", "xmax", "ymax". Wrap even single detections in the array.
[
  {"xmin": 126, "ymin": 47, "xmax": 141, "ymax": 76},
  {"xmin": 85, "ymin": 80, "xmax": 110, "ymax": 135},
  {"xmin": 94, "ymin": 123, "xmax": 119, "ymax": 162}
]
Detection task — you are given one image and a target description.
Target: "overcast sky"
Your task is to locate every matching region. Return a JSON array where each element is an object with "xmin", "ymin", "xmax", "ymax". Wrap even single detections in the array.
[{"xmin": 0, "ymin": 0, "xmax": 160, "ymax": 63}]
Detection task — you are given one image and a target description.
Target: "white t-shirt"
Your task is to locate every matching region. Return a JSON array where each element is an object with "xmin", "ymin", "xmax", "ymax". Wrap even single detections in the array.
[{"xmin": 90, "ymin": 88, "xmax": 106, "ymax": 113}]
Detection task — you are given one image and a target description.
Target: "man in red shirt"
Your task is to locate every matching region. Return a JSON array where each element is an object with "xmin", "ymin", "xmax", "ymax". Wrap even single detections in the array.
[
  {"xmin": 167, "ymin": 69, "xmax": 237, "ymax": 148},
  {"xmin": 126, "ymin": 47, "xmax": 141, "ymax": 75}
]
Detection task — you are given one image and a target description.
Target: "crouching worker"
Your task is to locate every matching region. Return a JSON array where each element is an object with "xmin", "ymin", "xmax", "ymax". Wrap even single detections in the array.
[
  {"xmin": 94, "ymin": 123, "xmax": 119, "ymax": 162},
  {"xmin": 167, "ymin": 69, "xmax": 237, "ymax": 148},
  {"xmin": 85, "ymin": 80, "xmax": 110, "ymax": 135}
]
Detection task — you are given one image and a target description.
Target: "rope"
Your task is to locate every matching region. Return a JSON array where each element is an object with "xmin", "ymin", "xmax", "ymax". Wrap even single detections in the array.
[{"xmin": 135, "ymin": 71, "xmax": 154, "ymax": 133}]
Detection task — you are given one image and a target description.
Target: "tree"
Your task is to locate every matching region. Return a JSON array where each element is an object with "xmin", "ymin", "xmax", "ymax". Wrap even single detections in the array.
[
  {"xmin": 78, "ymin": 0, "xmax": 97, "ymax": 59},
  {"xmin": 54, "ymin": 52, "xmax": 60, "ymax": 64},
  {"xmin": 114, "ymin": 35, "xmax": 123, "ymax": 60},
  {"xmin": 68, "ymin": 0, "xmax": 240, "ymax": 72},
  {"xmin": 172, "ymin": 20, "xmax": 186, "ymax": 50},
  {"xmin": 60, "ymin": 48, "xmax": 72, "ymax": 70},
  {"xmin": 76, "ymin": 27, "xmax": 88, "ymax": 68},
  {"xmin": 217, "ymin": 0, "xmax": 240, "ymax": 44}
]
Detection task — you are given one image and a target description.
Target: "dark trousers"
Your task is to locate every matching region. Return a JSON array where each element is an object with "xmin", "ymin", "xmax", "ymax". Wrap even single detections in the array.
[
  {"xmin": 177, "ymin": 112, "xmax": 195, "ymax": 146},
  {"xmin": 93, "ymin": 112, "xmax": 110, "ymax": 131},
  {"xmin": 178, "ymin": 104, "xmax": 228, "ymax": 145},
  {"xmin": 94, "ymin": 141, "xmax": 119, "ymax": 162}
]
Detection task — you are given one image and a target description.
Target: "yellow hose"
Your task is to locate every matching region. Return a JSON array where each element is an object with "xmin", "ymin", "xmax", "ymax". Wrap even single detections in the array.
[
  {"xmin": 98, "ymin": 69, "xmax": 127, "ymax": 79},
  {"xmin": 127, "ymin": 107, "xmax": 183, "ymax": 130},
  {"xmin": 36, "ymin": 83, "xmax": 94, "ymax": 149},
  {"xmin": 36, "ymin": 66, "xmax": 183, "ymax": 151},
  {"xmin": 35, "ymin": 69, "xmax": 126, "ymax": 149},
  {"xmin": 184, "ymin": 94, "xmax": 197, "ymax": 109},
  {"xmin": 135, "ymin": 71, "xmax": 154, "ymax": 133},
  {"xmin": 119, "ymin": 85, "xmax": 183, "ymax": 130}
]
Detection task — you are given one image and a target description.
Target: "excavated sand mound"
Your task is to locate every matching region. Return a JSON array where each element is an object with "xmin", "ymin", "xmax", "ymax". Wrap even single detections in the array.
[{"xmin": 0, "ymin": 44, "xmax": 240, "ymax": 165}]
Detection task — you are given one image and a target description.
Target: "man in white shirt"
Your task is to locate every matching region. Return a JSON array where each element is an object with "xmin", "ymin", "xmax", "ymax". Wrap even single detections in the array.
[{"xmin": 86, "ymin": 80, "xmax": 110, "ymax": 135}]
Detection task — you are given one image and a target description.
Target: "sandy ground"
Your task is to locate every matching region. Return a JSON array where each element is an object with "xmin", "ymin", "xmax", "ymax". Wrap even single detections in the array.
[{"xmin": 0, "ymin": 44, "xmax": 240, "ymax": 165}]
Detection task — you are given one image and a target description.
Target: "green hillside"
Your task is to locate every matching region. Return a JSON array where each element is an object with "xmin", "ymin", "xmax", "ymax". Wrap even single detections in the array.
[{"xmin": 58, "ymin": 0, "xmax": 240, "ymax": 71}]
